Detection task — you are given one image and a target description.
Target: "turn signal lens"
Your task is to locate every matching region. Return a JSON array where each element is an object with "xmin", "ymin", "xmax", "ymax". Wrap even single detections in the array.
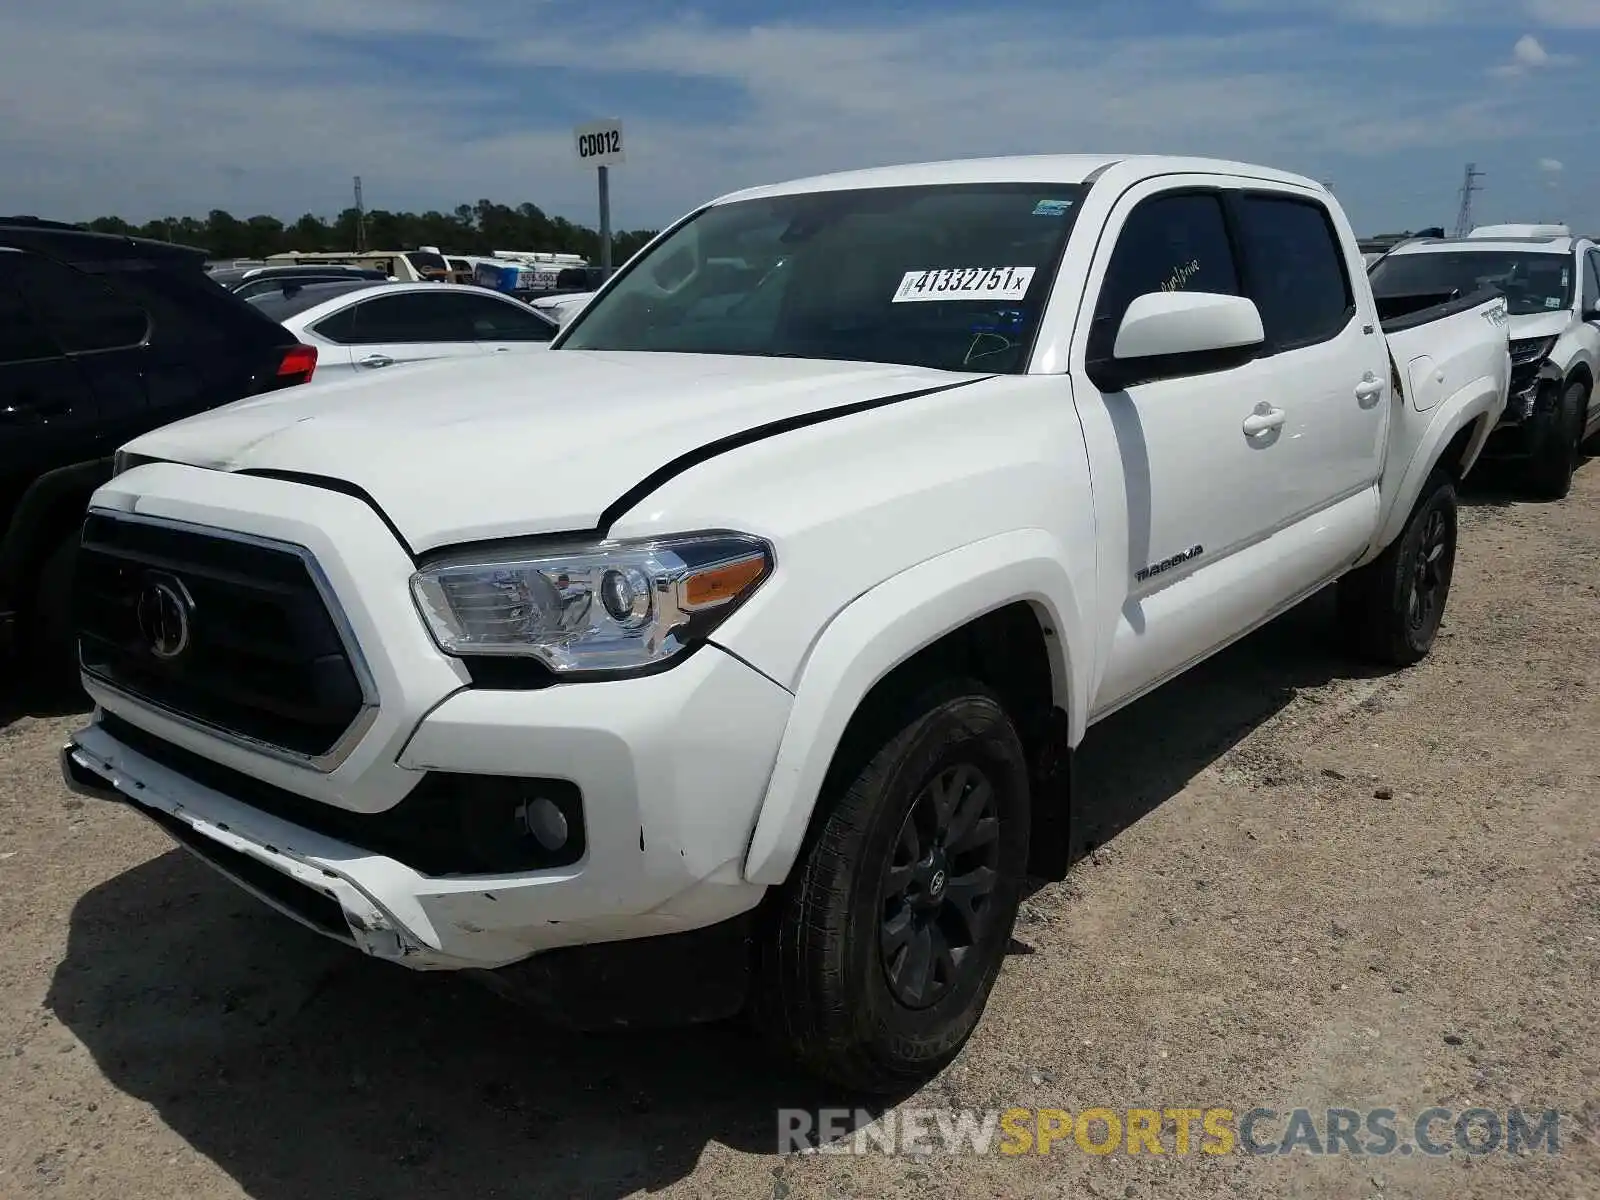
[{"xmin": 681, "ymin": 554, "xmax": 768, "ymax": 610}]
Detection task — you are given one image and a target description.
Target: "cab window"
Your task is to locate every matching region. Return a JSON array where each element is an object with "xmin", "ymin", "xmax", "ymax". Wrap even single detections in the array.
[
  {"xmin": 1088, "ymin": 192, "xmax": 1240, "ymax": 364},
  {"xmin": 1234, "ymin": 194, "xmax": 1354, "ymax": 350}
]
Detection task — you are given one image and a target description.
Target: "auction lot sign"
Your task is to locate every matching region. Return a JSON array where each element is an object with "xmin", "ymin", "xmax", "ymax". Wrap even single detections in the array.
[{"xmin": 573, "ymin": 118, "xmax": 625, "ymax": 168}]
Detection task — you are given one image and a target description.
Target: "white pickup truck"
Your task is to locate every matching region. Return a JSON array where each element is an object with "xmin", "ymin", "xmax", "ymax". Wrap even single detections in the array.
[{"xmin": 63, "ymin": 154, "xmax": 1509, "ymax": 1093}]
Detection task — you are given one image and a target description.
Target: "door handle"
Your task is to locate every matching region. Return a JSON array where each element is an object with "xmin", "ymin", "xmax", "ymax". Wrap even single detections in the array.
[
  {"xmin": 358, "ymin": 354, "xmax": 394, "ymax": 369},
  {"xmin": 1355, "ymin": 374, "xmax": 1385, "ymax": 404},
  {"xmin": 1242, "ymin": 406, "xmax": 1286, "ymax": 437}
]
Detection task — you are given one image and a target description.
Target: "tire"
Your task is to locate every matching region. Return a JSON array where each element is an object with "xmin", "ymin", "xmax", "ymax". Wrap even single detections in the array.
[
  {"xmin": 1336, "ymin": 468, "xmax": 1457, "ymax": 668},
  {"xmin": 1583, "ymin": 392, "xmax": 1600, "ymax": 456},
  {"xmin": 25, "ymin": 532, "xmax": 84, "ymax": 695},
  {"xmin": 753, "ymin": 680, "xmax": 1031, "ymax": 1094},
  {"xmin": 1526, "ymin": 381, "xmax": 1586, "ymax": 500}
]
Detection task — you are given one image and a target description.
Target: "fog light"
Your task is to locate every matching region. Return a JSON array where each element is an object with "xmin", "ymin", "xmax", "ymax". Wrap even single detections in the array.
[{"xmin": 518, "ymin": 796, "xmax": 571, "ymax": 852}]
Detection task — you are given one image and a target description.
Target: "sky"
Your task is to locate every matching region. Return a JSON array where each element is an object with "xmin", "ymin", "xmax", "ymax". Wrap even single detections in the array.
[{"xmin": 2, "ymin": 0, "xmax": 1597, "ymax": 237}]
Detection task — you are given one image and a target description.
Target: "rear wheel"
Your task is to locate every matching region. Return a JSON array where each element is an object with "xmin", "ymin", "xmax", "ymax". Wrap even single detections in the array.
[
  {"xmin": 754, "ymin": 680, "xmax": 1030, "ymax": 1093},
  {"xmin": 1527, "ymin": 381, "xmax": 1586, "ymax": 500},
  {"xmin": 1337, "ymin": 468, "xmax": 1457, "ymax": 667}
]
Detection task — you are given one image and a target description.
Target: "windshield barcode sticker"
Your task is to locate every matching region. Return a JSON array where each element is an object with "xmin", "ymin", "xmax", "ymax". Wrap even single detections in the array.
[{"xmin": 892, "ymin": 266, "xmax": 1036, "ymax": 303}]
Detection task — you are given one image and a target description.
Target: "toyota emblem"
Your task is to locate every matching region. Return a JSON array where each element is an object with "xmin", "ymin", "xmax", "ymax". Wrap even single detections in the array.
[{"xmin": 136, "ymin": 573, "xmax": 194, "ymax": 661}]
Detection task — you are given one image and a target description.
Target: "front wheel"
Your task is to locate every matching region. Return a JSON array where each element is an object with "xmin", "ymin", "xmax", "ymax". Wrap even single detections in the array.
[
  {"xmin": 1336, "ymin": 468, "xmax": 1457, "ymax": 667},
  {"xmin": 1527, "ymin": 381, "xmax": 1586, "ymax": 500},
  {"xmin": 753, "ymin": 681, "xmax": 1030, "ymax": 1094}
]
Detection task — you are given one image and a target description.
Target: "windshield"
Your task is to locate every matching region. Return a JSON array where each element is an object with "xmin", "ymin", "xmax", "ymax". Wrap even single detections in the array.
[
  {"xmin": 244, "ymin": 279, "xmax": 383, "ymax": 321},
  {"xmin": 1369, "ymin": 249, "xmax": 1573, "ymax": 316},
  {"xmin": 404, "ymin": 251, "xmax": 450, "ymax": 280},
  {"xmin": 560, "ymin": 183, "xmax": 1086, "ymax": 373}
]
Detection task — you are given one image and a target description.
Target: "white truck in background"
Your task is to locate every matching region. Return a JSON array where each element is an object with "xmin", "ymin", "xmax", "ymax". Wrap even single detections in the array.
[
  {"xmin": 64, "ymin": 154, "xmax": 1509, "ymax": 1093},
  {"xmin": 1370, "ymin": 225, "xmax": 1600, "ymax": 497}
]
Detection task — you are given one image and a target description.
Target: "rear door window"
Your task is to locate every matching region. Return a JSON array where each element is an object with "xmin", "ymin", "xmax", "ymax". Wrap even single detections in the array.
[
  {"xmin": 1235, "ymin": 194, "xmax": 1355, "ymax": 350},
  {"xmin": 13, "ymin": 254, "xmax": 150, "ymax": 353}
]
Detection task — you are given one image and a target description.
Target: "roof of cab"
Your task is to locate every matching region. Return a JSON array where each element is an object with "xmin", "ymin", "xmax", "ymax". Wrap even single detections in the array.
[{"xmin": 710, "ymin": 154, "xmax": 1325, "ymax": 206}]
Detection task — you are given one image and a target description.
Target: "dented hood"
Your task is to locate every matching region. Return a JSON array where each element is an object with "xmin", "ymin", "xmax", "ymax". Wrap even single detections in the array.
[
  {"xmin": 1506, "ymin": 310, "xmax": 1574, "ymax": 343},
  {"xmin": 122, "ymin": 350, "xmax": 974, "ymax": 552}
]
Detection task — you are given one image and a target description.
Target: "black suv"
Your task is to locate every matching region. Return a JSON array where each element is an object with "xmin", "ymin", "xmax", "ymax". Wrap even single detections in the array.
[{"xmin": 0, "ymin": 218, "xmax": 317, "ymax": 681}]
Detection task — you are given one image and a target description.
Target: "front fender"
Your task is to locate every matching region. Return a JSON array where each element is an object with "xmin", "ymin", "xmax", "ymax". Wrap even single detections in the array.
[
  {"xmin": 1362, "ymin": 376, "xmax": 1500, "ymax": 565},
  {"xmin": 740, "ymin": 528, "xmax": 1089, "ymax": 887}
]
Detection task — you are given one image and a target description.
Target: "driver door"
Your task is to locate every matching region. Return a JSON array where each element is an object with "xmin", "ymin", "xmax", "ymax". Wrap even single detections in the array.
[{"xmin": 1073, "ymin": 184, "xmax": 1294, "ymax": 715}]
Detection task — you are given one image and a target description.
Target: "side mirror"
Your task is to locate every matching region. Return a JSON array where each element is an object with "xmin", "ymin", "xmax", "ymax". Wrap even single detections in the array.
[
  {"xmin": 1090, "ymin": 290, "xmax": 1265, "ymax": 391},
  {"xmin": 1114, "ymin": 291, "xmax": 1265, "ymax": 360},
  {"xmin": 1583, "ymin": 304, "xmax": 1600, "ymax": 322}
]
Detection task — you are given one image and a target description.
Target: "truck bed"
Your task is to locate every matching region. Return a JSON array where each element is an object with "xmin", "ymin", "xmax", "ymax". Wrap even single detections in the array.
[
  {"xmin": 1369, "ymin": 284, "xmax": 1510, "ymax": 550},
  {"xmin": 1375, "ymin": 285, "xmax": 1504, "ymax": 334}
]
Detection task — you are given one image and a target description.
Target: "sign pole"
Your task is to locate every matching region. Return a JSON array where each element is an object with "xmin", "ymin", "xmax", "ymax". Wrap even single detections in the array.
[
  {"xmin": 598, "ymin": 163, "xmax": 612, "ymax": 277},
  {"xmin": 574, "ymin": 118, "xmax": 624, "ymax": 282}
]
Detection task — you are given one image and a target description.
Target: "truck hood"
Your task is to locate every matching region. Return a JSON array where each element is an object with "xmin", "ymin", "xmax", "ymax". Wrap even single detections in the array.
[
  {"xmin": 123, "ymin": 350, "xmax": 981, "ymax": 552},
  {"xmin": 1506, "ymin": 310, "xmax": 1573, "ymax": 342}
]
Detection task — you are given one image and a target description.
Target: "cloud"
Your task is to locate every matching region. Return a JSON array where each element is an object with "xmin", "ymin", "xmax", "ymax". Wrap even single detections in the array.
[
  {"xmin": 0, "ymin": 0, "xmax": 1573, "ymax": 235},
  {"xmin": 1539, "ymin": 157, "xmax": 1565, "ymax": 172},
  {"xmin": 1489, "ymin": 32, "xmax": 1576, "ymax": 75}
]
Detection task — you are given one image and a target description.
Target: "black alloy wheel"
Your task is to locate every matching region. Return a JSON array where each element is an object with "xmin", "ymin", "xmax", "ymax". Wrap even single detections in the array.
[
  {"xmin": 1406, "ymin": 505, "xmax": 1452, "ymax": 637},
  {"xmin": 879, "ymin": 762, "xmax": 1001, "ymax": 1009}
]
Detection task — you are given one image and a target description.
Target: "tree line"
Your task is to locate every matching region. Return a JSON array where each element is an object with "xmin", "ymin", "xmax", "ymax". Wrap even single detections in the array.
[{"xmin": 77, "ymin": 199, "xmax": 659, "ymax": 263}]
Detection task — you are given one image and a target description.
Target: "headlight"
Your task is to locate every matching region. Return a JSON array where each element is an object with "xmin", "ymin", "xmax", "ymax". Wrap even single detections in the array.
[
  {"xmin": 410, "ymin": 532, "xmax": 773, "ymax": 674},
  {"xmin": 1509, "ymin": 335, "xmax": 1557, "ymax": 365}
]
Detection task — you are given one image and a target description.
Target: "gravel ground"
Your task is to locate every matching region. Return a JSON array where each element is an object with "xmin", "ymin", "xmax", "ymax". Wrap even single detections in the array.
[{"xmin": 2, "ymin": 462, "xmax": 1598, "ymax": 1200}]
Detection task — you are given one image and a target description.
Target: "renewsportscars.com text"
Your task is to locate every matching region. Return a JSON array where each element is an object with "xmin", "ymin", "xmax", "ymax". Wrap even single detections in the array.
[{"xmin": 778, "ymin": 1106, "xmax": 1562, "ymax": 1158}]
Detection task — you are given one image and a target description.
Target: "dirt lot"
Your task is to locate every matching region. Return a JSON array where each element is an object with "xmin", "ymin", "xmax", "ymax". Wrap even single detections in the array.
[{"xmin": 2, "ymin": 463, "xmax": 1599, "ymax": 1200}]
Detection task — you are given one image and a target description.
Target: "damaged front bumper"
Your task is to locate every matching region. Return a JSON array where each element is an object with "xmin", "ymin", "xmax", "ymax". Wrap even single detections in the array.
[
  {"xmin": 61, "ymin": 640, "xmax": 791, "ymax": 974},
  {"xmin": 1483, "ymin": 362, "xmax": 1557, "ymax": 456},
  {"xmin": 63, "ymin": 733, "xmax": 460, "ymax": 967},
  {"xmin": 62, "ymin": 731, "xmax": 770, "ymax": 1027}
]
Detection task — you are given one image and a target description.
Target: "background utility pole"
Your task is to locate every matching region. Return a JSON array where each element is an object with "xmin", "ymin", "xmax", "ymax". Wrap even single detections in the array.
[
  {"xmin": 1454, "ymin": 163, "xmax": 1485, "ymax": 238},
  {"xmin": 353, "ymin": 175, "xmax": 368, "ymax": 253}
]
